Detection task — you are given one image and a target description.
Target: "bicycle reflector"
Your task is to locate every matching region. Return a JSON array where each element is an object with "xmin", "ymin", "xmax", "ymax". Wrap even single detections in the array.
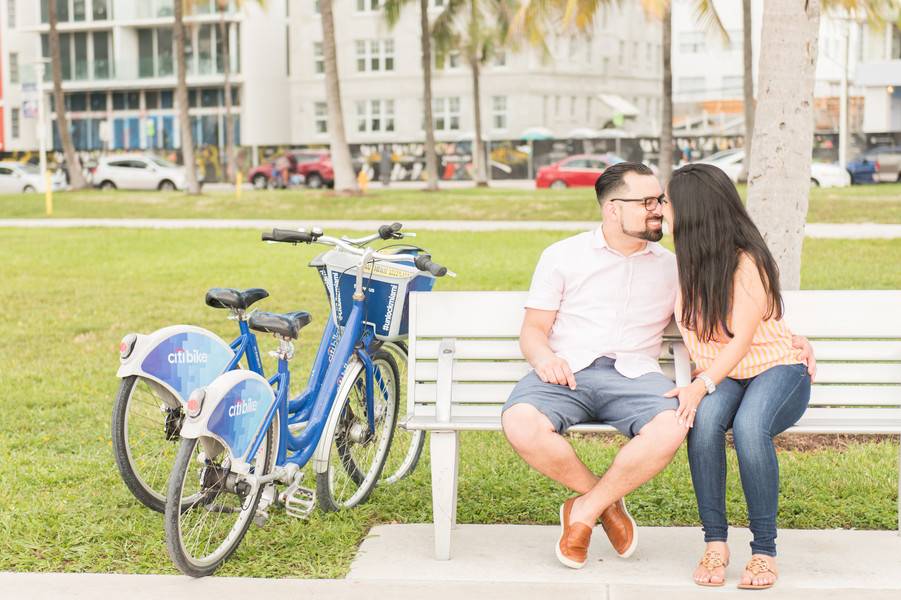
[
  {"xmin": 119, "ymin": 333, "xmax": 137, "ymax": 360},
  {"xmin": 187, "ymin": 388, "xmax": 206, "ymax": 418}
]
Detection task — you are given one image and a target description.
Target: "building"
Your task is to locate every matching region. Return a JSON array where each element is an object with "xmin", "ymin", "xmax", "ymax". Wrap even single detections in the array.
[
  {"xmin": 855, "ymin": 22, "xmax": 901, "ymax": 134},
  {"xmin": 0, "ymin": 0, "xmax": 290, "ymax": 168},
  {"xmin": 288, "ymin": 0, "xmax": 663, "ymax": 146}
]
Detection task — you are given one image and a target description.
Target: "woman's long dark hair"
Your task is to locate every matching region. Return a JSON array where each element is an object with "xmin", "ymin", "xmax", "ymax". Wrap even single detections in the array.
[{"xmin": 668, "ymin": 163, "xmax": 782, "ymax": 342}]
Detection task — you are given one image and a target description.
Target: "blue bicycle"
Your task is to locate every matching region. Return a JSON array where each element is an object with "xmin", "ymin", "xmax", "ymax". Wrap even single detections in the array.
[
  {"xmin": 164, "ymin": 227, "xmax": 451, "ymax": 577},
  {"xmin": 112, "ymin": 224, "xmax": 423, "ymax": 513}
]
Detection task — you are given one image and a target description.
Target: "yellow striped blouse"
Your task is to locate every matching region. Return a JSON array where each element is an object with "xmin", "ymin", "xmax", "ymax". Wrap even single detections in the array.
[{"xmin": 677, "ymin": 315, "xmax": 804, "ymax": 380}]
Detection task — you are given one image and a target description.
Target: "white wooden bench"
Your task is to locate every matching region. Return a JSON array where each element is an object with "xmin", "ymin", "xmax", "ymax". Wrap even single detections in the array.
[{"xmin": 403, "ymin": 290, "xmax": 901, "ymax": 560}]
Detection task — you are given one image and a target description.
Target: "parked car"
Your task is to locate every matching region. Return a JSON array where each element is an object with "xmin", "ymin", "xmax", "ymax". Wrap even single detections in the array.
[
  {"xmin": 535, "ymin": 153, "xmax": 626, "ymax": 188},
  {"xmin": 697, "ymin": 149, "xmax": 851, "ymax": 187},
  {"xmin": 248, "ymin": 150, "xmax": 334, "ymax": 189},
  {"xmin": 0, "ymin": 162, "xmax": 66, "ymax": 193},
  {"xmin": 91, "ymin": 154, "xmax": 201, "ymax": 191}
]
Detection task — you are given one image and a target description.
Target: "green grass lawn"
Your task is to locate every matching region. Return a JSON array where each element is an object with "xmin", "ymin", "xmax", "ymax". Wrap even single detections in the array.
[
  {"xmin": 0, "ymin": 228, "xmax": 898, "ymax": 578},
  {"xmin": 1, "ymin": 183, "xmax": 900, "ymax": 223}
]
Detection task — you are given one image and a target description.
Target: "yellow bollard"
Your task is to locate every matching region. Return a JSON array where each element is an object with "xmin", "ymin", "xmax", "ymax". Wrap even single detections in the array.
[
  {"xmin": 357, "ymin": 167, "xmax": 369, "ymax": 193},
  {"xmin": 235, "ymin": 171, "xmax": 243, "ymax": 200},
  {"xmin": 44, "ymin": 171, "xmax": 53, "ymax": 217}
]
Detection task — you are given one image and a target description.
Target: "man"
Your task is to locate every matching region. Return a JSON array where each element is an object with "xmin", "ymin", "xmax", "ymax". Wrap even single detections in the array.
[{"xmin": 502, "ymin": 162, "xmax": 812, "ymax": 569}]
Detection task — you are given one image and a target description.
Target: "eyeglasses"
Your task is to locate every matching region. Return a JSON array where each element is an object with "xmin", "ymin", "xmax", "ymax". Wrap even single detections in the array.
[{"xmin": 610, "ymin": 193, "xmax": 668, "ymax": 212}]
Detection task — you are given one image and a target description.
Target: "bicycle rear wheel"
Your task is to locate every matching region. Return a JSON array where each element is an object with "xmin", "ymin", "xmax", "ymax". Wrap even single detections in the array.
[
  {"xmin": 378, "ymin": 342, "xmax": 425, "ymax": 484},
  {"xmin": 111, "ymin": 375, "xmax": 186, "ymax": 512},
  {"xmin": 316, "ymin": 350, "xmax": 399, "ymax": 511},
  {"xmin": 164, "ymin": 425, "xmax": 274, "ymax": 577}
]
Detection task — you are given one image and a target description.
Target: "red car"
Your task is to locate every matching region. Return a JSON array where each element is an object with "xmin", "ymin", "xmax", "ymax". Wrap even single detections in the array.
[
  {"xmin": 535, "ymin": 153, "xmax": 624, "ymax": 189},
  {"xmin": 248, "ymin": 150, "xmax": 334, "ymax": 189}
]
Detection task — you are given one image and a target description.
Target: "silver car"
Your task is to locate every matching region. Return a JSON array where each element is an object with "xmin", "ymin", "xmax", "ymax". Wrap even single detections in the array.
[
  {"xmin": 92, "ymin": 154, "xmax": 200, "ymax": 191},
  {"xmin": 0, "ymin": 162, "xmax": 66, "ymax": 193}
]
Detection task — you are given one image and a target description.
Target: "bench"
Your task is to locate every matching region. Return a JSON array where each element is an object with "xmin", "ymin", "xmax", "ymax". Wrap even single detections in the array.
[{"xmin": 402, "ymin": 290, "xmax": 901, "ymax": 559}]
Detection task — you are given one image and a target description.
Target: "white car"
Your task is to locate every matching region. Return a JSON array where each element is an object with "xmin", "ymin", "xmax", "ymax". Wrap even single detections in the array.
[
  {"xmin": 0, "ymin": 162, "xmax": 66, "ymax": 193},
  {"xmin": 696, "ymin": 149, "xmax": 851, "ymax": 188},
  {"xmin": 92, "ymin": 154, "xmax": 200, "ymax": 191}
]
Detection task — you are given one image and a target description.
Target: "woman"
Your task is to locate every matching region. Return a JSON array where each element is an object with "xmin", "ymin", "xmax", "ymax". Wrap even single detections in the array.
[{"xmin": 661, "ymin": 163, "xmax": 813, "ymax": 590}]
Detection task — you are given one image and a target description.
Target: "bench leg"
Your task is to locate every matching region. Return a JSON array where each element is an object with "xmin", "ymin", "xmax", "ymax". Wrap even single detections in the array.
[{"xmin": 430, "ymin": 430, "xmax": 459, "ymax": 560}]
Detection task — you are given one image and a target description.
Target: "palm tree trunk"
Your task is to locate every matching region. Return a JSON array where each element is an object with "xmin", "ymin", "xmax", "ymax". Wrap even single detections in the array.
[
  {"xmin": 658, "ymin": 3, "xmax": 673, "ymax": 182},
  {"xmin": 220, "ymin": 14, "xmax": 235, "ymax": 183},
  {"xmin": 468, "ymin": 1, "xmax": 487, "ymax": 187},
  {"xmin": 175, "ymin": 0, "xmax": 201, "ymax": 194},
  {"xmin": 738, "ymin": 0, "xmax": 755, "ymax": 183},
  {"xmin": 746, "ymin": 0, "xmax": 820, "ymax": 290},
  {"xmin": 48, "ymin": 1, "xmax": 87, "ymax": 189},
  {"xmin": 320, "ymin": 0, "xmax": 358, "ymax": 193},
  {"xmin": 420, "ymin": 0, "xmax": 439, "ymax": 191}
]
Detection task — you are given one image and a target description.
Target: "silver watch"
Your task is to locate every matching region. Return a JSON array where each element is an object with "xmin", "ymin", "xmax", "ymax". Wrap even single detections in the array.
[{"xmin": 696, "ymin": 373, "xmax": 716, "ymax": 395}]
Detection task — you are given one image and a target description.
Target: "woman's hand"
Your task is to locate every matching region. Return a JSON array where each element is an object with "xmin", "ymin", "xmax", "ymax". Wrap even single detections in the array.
[
  {"xmin": 792, "ymin": 335, "xmax": 817, "ymax": 382},
  {"xmin": 664, "ymin": 379, "xmax": 709, "ymax": 428}
]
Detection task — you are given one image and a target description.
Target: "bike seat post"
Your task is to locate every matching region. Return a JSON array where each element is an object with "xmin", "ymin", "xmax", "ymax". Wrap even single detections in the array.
[
  {"xmin": 269, "ymin": 336, "xmax": 295, "ymax": 362},
  {"xmin": 228, "ymin": 307, "xmax": 248, "ymax": 322}
]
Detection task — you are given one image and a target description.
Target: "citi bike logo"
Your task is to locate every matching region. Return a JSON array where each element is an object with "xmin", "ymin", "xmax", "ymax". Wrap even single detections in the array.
[
  {"xmin": 167, "ymin": 349, "xmax": 209, "ymax": 365},
  {"xmin": 228, "ymin": 398, "xmax": 258, "ymax": 417}
]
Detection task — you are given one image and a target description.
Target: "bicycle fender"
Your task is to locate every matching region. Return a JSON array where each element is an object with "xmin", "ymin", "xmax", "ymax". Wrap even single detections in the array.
[
  {"xmin": 311, "ymin": 357, "xmax": 363, "ymax": 475},
  {"xmin": 180, "ymin": 370, "xmax": 276, "ymax": 474},
  {"xmin": 116, "ymin": 325, "xmax": 235, "ymax": 406}
]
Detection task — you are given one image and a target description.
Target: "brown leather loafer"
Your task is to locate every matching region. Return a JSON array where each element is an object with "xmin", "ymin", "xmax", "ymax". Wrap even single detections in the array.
[
  {"xmin": 556, "ymin": 497, "xmax": 592, "ymax": 569},
  {"xmin": 599, "ymin": 498, "xmax": 637, "ymax": 558}
]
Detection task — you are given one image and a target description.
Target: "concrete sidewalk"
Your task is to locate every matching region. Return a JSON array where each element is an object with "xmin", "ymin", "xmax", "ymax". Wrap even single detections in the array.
[
  {"xmin": 3, "ymin": 525, "xmax": 899, "ymax": 599},
  {"xmin": 2, "ymin": 218, "xmax": 900, "ymax": 238}
]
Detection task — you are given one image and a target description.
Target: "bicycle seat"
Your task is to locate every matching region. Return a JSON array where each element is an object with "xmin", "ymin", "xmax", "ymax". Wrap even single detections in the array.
[
  {"xmin": 205, "ymin": 288, "xmax": 269, "ymax": 310},
  {"xmin": 248, "ymin": 311, "xmax": 312, "ymax": 340}
]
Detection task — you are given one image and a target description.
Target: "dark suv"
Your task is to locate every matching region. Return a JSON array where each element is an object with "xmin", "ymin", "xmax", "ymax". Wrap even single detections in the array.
[{"xmin": 248, "ymin": 150, "xmax": 334, "ymax": 189}]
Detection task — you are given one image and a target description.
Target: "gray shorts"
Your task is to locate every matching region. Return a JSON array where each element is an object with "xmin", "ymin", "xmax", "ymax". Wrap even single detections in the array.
[{"xmin": 502, "ymin": 357, "xmax": 678, "ymax": 438}]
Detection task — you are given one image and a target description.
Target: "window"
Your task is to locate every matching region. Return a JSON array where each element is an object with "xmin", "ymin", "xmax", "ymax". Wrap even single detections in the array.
[
  {"xmin": 7, "ymin": 0, "xmax": 15, "ymax": 28},
  {"xmin": 355, "ymin": 39, "xmax": 394, "ymax": 72},
  {"xmin": 73, "ymin": 32, "xmax": 88, "ymax": 79},
  {"xmin": 491, "ymin": 96, "xmax": 507, "ymax": 130},
  {"xmin": 437, "ymin": 49, "xmax": 462, "ymax": 70},
  {"xmin": 679, "ymin": 31, "xmax": 706, "ymax": 53},
  {"xmin": 678, "ymin": 76, "xmax": 706, "ymax": 94},
  {"xmin": 314, "ymin": 42, "xmax": 324, "ymax": 74},
  {"xmin": 570, "ymin": 96, "xmax": 576, "ymax": 115},
  {"xmin": 11, "ymin": 108, "xmax": 20, "ymax": 138},
  {"xmin": 618, "ymin": 40, "xmax": 624, "ymax": 63},
  {"xmin": 138, "ymin": 28, "xmax": 173, "ymax": 78},
  {"xmin": 42, "ymin": 30, "xmax": 112, "ymax": 81},
  {"xmin": 314, "ymin": 102, "xmax": 328, "ymax": 134},
  {"xmin": 90, "ymin": 92, "xmax": 106, "ymax": 111},
  {"xmin": 645, "ymin": 42, "xmax": 652, "ymax": 63},
  {"xmin": 892, "ymin": 25, "xmax": 901, "ymax": 60},
  {"xmin": 585, "ymin": 96, "xmax": 591, "ymax": 122},
  {"xmin": 722, "ymin": 75, "xmax": 743, "ymax": 97},
  {"xmin": 493, "ymin": 50, "xmax": 506, "ymax": 67},
  {"xmin": 431, "ymin": 0, "xmax": 445, "ymax": 7},
  {"xmin": 356, "ymin": 0, "xmax": 380, "ymax": 12},
  {"xmin": 355, "ymin": 99, "xmax": 395, "ymax": 133},
  {"xmin": 73, "ymin": 0, "xmax": 85, "ymax": 21},
  {"xmin": 9, "ymin": 53, "xmax": 18, "ymax": 84},
  {"xmin": 198, "ymin": 24, "xmax": 214, "ymax": 75},
  {"xmin": 94, "ymin": 31, "xmax": 111, "ymax": 78},
  {"xmin": 93, "ymin": 0, "xmax": 109, "ymax": 20},
  {"xmin": 433, "ymin": 97, "xmax": 460, "ymax": 131}
]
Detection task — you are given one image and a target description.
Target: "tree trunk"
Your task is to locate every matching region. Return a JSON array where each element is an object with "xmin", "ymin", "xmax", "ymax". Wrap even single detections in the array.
[
  {"xmin": 320, "ymin": 0, "xmax": 358, "ymax": 193},
  {"xmin": 468, "ymin": 1, "xmax": 487, "ymax": 187},
  {"xmin": 220, "ymin": 14, "xmax": 235, "ymax": 183},
  {"xmin": 175, "ymin": 0, "xmax": 201, "ymax": 194},
  {"xmin": 738, "ymin": 0, "xmax": 755, "ymax": 183},
  {"xmin": 658, "ymin": 3, "xmax": 673, "ymax": 182},
  {"xmin": 746, "ymin": 0, "xmax": 820, "ymax": 291},
  {"xmin": 48, "ymin": 1, "xmax": 87, "ymax": 189},
  {"xmin": 420, "ymin": 0, "xmax": 439, "ymax": 191}
]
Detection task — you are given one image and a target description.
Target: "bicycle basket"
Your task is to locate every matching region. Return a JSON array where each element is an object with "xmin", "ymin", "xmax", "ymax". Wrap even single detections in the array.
[{"xmin": 311, "ymin": 248, "xmax": 435, "ymax": 341}]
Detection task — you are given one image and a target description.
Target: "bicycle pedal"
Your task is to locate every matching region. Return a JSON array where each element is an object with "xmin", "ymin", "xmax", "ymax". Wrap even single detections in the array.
[{"xmin": 279, "ymin": 481, "xmax": 316, "ymax": 520}]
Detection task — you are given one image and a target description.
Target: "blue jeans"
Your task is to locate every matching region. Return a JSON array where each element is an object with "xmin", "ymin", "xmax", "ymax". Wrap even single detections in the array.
[{"xmin": 687, "ymin": 363, "xmax": 811, "ymax": 557}]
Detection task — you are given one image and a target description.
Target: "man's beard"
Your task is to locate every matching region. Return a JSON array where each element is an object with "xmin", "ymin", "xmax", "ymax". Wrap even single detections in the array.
[{"xmin": 621, "ymin": 219, "xmax": 663, "ymax": 242}]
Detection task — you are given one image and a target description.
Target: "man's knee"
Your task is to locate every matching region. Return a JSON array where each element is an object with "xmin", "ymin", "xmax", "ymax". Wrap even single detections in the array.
[
  {"xmin": 502, "ymin": 403, "xmax": 556, "ymax": 450},
  {"xmin": 637, "ymin": 409, "xmax": 687, "ymax": 455}
]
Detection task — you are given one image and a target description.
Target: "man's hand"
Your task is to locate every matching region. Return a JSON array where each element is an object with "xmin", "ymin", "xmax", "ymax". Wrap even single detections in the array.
[
  {"xmin": 792, "ymin": 335, "xmax": 817, "ymax": 382},
  {"xmin": 534, "ymin": 356, "xmax": 577, "ymax": 390}
]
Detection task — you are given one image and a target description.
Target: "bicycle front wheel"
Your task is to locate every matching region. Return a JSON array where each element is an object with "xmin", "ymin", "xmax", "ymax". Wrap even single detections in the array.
[
  {"xmin": 111, "ymin": 375, "xmax": 185, "ymax": 512},
  {"xmin": 164, "ymin": 426, "xmax": 274, "ymax": 578},
  {"xmin": 378, "ymin": 342, "xmax": 425, "ymax": 484},
  {"xmin": 317, "ymin": 350, "xmax": 399, "ymax": 511}
]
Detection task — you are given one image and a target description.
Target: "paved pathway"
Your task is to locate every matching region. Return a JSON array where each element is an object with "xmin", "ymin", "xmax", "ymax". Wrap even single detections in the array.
[{"xmin": 2, "ymin": 218, "xmax": 900, "ymax": 238}]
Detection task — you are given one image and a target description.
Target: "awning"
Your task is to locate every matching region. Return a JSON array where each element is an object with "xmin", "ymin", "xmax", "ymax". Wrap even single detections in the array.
[{"xmin": 596, "ymin": 94, "xmax": 640, "ymax": 118}]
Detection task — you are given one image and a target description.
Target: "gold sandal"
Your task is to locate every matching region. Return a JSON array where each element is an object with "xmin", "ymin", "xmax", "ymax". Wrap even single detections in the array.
[
  {"xmin": 738, "ymin": 557, "xmax": 778, "ymax": 590},
  {"xmin": 695, "ymin": 550, "xmax": 729, "ymax": 587}
]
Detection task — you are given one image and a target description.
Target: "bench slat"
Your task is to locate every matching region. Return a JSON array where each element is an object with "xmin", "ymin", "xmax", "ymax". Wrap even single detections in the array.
[
  {"xmin": 415, "ymin": 339, "xmax": 685, "ymax": 360},
  {"xmin": 782, "ymin": 291, "xmax": 901, "ymax": 338},
  {"xmin": 810, "ymin": 341, "xmax": 901, "ymax": 361},
  {"xmin": 414, "ymin": 361, "xmax": 901, "ymax": 385},
  {"xmin": 410, "ymin": 383, "xmax": 901, "ymax": 409}
]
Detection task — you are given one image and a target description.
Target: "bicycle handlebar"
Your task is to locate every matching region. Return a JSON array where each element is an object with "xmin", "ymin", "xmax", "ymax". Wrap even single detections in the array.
[
  {"xmin": 378, "ymin": 222, "xmax": 403, "ymax": 240},
  {"xmin": 413, "ymin": 254, "xmax": 448, "ymax": 277},
  {"xmin": 261, "ymin": 228, "xmax": 319, "ymax": 244}
]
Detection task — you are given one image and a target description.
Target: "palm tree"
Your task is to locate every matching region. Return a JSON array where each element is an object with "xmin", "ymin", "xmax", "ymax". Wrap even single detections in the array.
[
  {"xmin": 384, "ymin": 0, "xmax": 440, "ymax": 191},
  {"xmin": 737, "ymin": 0, "xmax": 754, "ymax": 183},
  {"xmin": 658, "ymin": 2, "xmax": 673, "ymax": 180},
  {"xmin": 320, "ymin": 0, "xmax": 358, "ymax": 193},
  {"xmin": 48, "ymin": 1, "xmax": 87, "ymax": 189},
  {"xmin": 216, "ymin": 0, "xmax": 236, "ymax": 183},
  {"xmin": 432, "ymin": 0, "xmax": 515, "ymax": 187},
  {"xmin": 175, "ymin": 0, "xmax": 201, "ymax": 194}
]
